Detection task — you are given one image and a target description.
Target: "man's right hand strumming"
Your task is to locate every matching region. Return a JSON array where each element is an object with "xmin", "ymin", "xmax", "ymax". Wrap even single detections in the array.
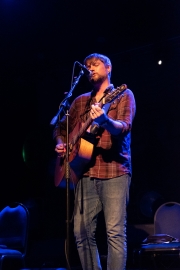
[{"xmin": 55, "ymin": 143, "xmax": 66, "ymax": 157}]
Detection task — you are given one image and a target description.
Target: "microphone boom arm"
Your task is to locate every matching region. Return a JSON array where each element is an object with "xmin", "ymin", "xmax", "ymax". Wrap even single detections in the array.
[{"xmin": 50, "ymin": 69, "xmax": 84, "ymax": 125}]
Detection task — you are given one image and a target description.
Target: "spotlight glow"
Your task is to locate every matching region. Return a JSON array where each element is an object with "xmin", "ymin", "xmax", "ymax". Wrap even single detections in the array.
[{"xmin": 158, "ymin": 60, "xmax": 162, "ymax": 65}]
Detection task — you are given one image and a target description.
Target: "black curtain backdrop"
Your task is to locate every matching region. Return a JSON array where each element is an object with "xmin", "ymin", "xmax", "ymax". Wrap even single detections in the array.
[{"xmin": 0, "ymin": 0, "xmax": 180, "ymax": 256}]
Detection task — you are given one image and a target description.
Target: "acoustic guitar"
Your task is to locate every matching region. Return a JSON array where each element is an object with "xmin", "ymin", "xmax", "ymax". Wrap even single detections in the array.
[{"xmin": 54, "ymin": 84, "xmax": 127, "ymax": 186}]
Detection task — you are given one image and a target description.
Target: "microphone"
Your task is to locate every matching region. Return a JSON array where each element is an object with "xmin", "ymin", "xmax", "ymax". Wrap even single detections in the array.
[{"xmin": 76, "ymin": 61, "xmax": 92, "ymax": 76}]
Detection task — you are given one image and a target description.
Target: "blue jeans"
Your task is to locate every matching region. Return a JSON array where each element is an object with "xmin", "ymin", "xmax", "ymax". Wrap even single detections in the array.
[{"xmin": 74, "ymin": 174, "xmax": 131, "ymax": 270}]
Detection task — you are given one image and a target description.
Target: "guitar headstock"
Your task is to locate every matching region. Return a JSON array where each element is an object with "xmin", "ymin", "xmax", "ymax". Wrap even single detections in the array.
[{"xmin": 104, "ymin": 84, "xmax": 127, "ymax": 104}]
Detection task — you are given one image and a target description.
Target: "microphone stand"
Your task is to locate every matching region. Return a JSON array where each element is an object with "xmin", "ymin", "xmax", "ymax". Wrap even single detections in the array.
[
  {"xmin": 50, "ymin": 69, "xmax": 84, "ymax": 126},
  {"xmin": 50, "ymin": 69, "xmax": 84, "ymax": 270}
]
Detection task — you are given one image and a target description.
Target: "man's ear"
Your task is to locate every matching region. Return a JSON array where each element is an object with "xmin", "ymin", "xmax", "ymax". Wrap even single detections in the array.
[{"xmin": 107, "ymin": 65, "xmax": 111, "ymax": 73}]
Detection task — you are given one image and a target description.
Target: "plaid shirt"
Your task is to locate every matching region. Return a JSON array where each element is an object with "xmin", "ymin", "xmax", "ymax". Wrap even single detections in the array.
[{"xmin": 53, "ymin": 87, "xmax": 136, "ymax": 179}]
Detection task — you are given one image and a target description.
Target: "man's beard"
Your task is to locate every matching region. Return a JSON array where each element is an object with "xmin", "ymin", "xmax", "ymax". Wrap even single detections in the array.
[{"xmin": 89, "ymin": 74, "xmax": 106, "ymax": 85}]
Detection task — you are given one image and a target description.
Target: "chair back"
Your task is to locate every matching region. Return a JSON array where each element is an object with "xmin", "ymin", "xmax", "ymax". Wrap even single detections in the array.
[
  {"xmin": 0, "ymin": 202, "xmax": 29, "ymax": 256},
  {"xmin": 154, "ymin": 201, "xmax": 180, "ymax": 239}
]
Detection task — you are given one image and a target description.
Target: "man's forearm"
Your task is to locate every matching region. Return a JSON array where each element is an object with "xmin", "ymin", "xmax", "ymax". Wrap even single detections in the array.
[{"xmin": 101, "ymin": 118, "xmax": 124, "ymax": 135}]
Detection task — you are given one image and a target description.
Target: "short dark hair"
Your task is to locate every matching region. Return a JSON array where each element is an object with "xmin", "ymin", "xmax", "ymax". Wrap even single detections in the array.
[
  {"xmin": 84, "ymin": 53, "xmax": 112, "ymax": 67},
  {"xmin": 83, "ymin": 53, "xmax": 112, "ymax": 78}
]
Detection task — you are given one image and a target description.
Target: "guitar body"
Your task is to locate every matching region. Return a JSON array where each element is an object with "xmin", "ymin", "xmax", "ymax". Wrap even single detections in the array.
[
  {"xmin": 54, "ymin": 123, "xmax": 94, "ymax": 187},
  {"xmin": 69, "ymin": 137, "xmax": 94, "ymax": 182}
]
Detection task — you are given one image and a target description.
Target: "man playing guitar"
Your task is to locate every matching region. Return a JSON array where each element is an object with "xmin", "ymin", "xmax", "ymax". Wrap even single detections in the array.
[{"xmin": 53, "ymin": 53, "xmax": 136, "ymax": 270}]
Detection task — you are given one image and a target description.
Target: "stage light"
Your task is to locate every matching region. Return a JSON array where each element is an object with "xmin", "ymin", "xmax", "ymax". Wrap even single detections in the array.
[{"xmin": 158, "ymin": 60, "xmax": 162, "ymax": 65}]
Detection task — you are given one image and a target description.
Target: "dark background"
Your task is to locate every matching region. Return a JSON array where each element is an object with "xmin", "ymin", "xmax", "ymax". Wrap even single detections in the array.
[{"xmin": 0, "ymin": 0, "xmax": 180, "ymax": 268}]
